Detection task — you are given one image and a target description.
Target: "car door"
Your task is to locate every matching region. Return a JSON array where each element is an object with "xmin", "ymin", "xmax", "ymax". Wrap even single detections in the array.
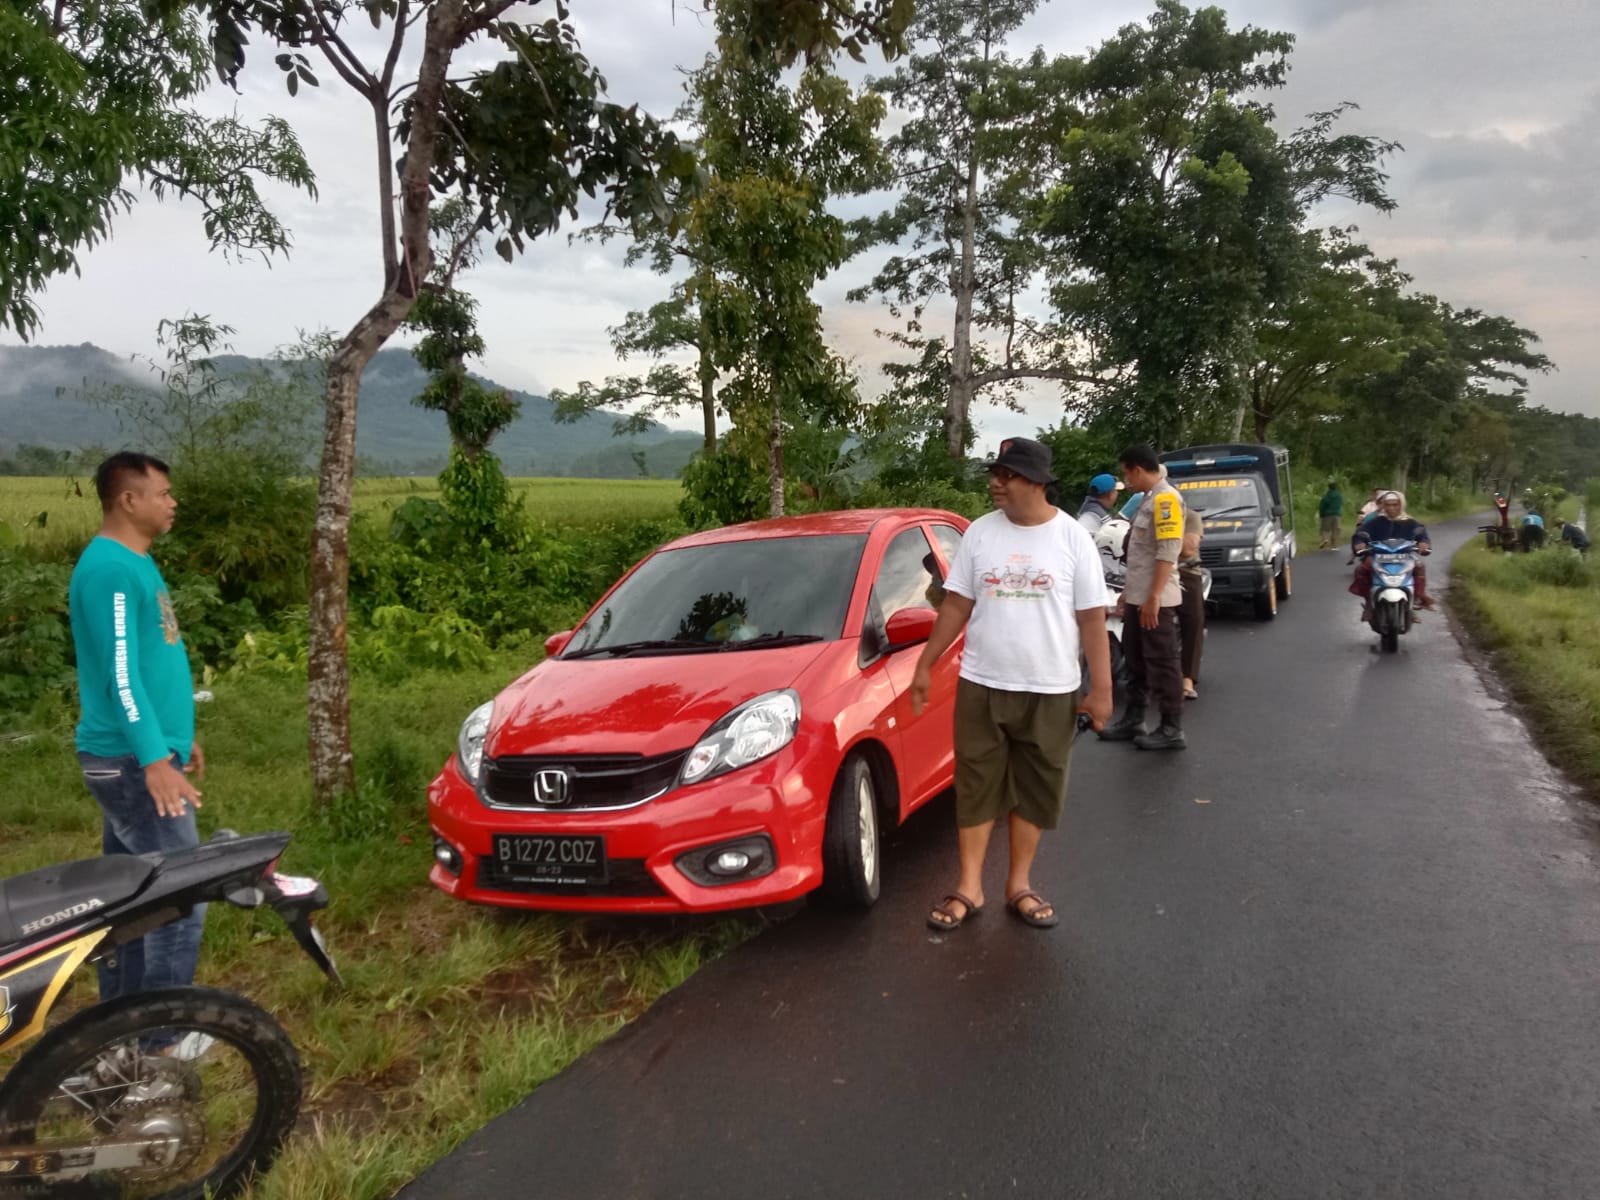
[{"xmin": 868, "ymin": 525, "xmax": 960, "ymax": 813}]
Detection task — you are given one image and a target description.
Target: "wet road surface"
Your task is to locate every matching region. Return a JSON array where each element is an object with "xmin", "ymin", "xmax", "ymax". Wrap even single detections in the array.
[{"xmin": 400, "ymin": 516, "xmax": 1600, "ymax": 1199}]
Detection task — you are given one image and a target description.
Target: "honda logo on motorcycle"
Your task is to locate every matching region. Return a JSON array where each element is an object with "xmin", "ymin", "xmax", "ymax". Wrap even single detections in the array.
[{"xmin": 532, "ymin": 769, "xmax": 570, "ymax": 806}]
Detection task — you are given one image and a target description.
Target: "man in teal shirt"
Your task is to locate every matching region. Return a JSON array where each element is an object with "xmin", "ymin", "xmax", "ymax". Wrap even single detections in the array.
[
  {"xmin": 70, "ymin": 452, "xmax": 207, "ymax": 1001},
  {"xmin": 1318, "ymin": 480, "xmax": 1344, "ymax": 549}
]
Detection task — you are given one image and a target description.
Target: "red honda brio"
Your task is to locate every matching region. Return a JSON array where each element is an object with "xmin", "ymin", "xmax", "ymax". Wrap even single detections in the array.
[{"xmin": 426, "ymin": 508, "xmax": 969, "ymax": 914}]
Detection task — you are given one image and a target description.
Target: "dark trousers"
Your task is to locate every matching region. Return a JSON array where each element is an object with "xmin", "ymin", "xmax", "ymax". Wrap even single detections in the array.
[
  {"xmin": 1123, "ymin": 604, "xmax": 1183, "ymax": 723},
  {"xmin": 1177, "ymin": 567, "xmax": 1206, "ymax": 683}
]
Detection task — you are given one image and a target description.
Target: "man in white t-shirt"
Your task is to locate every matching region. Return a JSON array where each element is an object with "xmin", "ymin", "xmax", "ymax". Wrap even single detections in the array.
[{"xmin": 910, "ymin": 437, "xmax": 1112, "ymax": 932}]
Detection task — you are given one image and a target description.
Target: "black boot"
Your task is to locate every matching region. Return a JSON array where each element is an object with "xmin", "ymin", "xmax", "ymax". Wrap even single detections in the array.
[
  {"xmin": 1098, "ymin": 704, "xmax": 1147, "ymax": 742},
  {"xmin": 1135, "ymin": 721, "xmax": 1187, "ymax": 751}
]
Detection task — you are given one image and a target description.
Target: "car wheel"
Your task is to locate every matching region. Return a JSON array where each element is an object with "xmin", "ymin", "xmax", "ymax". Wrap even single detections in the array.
[
  {"xmin": 1276, "ymin": 557, "xmax": 1293, "ymax": 600},
  {"xmin": 820, "ymin": 753, "xmax": 881, "ymax": 908}
]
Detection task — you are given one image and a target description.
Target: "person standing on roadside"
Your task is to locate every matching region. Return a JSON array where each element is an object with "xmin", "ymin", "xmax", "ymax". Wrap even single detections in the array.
[
  {"xmin": 70, "ymin": 452, "xmax": 207, "ymax": 1001},
  {"xmin": 1177, "ymin": 506, "xmax": 1206, "ymax": 701},
  {"xmin": 1075, "ymin": 473, "xmax": 1125, "ymax": 537},
  {"xmin": 911, "ymin": 437, "xmax": 1112, "ymax": 933},
  {"xmin": 1099, "ymin": 444, "xmax": 1187, "ymax": 751},
  {"xmin": 1318, "ymin": 480, "xmax": 1344, "ymax": 550}
]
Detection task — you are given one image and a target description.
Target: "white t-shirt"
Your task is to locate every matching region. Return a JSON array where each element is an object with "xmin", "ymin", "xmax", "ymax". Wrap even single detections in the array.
[{"xmin": 944, "ymin": 509, "xmax": 1109, "ymax": 694}]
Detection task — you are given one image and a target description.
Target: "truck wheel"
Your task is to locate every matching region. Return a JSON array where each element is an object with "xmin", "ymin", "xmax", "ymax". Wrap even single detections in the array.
[
  {"xmin": 1275, "ymin": 558, "xmax": 1293, "ymax": 600},
  {"xmin": 1253, "ymin": 579, "xmax": 1278, "ymax": 621}
]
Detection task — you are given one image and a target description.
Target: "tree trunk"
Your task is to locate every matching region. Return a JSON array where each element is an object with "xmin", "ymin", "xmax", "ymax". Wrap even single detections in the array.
[
  {"xmin": 698, "ymin": 313, "xmax": 716, "ymax": 453},
  {"xmin": 305, "ymin": 0, "xmax": 459, "ymax": 806},
  {"xmin": 946, "ymin": 155, "xmax": 979, "ymax": 461},
  {"xmin": 767, "ymin": 394, "xmax": 784, "ymax": 518}
]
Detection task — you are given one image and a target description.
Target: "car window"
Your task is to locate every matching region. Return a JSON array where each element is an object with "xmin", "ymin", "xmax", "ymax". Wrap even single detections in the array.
[
  {"xmin": 568, "ymin": 534, "xmax": 867, "ymax": 652},
  {"xmin": 1174, "ymin": 477, "xmax": 1266, "ymax": 514},
  {"xmin": 931, "ymin": 524, "xmax": 962, "ymax": 572},
  {"xmin": 874, "ymin": 527, "xmax": 939, "ymax": 618}
]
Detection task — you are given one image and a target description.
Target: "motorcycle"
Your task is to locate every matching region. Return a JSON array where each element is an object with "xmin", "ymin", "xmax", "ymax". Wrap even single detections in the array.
[
  {"xmin": 1362, "ymin": 538, "xmax": 1425, "ymax": 654},
  {"xmin": 0, "ymin": 830, "xmax": 338, "ymax": 1198}
]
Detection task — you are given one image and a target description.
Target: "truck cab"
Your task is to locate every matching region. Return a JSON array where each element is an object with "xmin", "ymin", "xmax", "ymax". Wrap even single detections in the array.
[{"xmin": 1160, "ymin": 444, "xmax": 1296, "ymax": 621}]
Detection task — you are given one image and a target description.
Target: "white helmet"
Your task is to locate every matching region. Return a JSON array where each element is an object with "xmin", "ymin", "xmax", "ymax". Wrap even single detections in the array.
[{"xmin": 1095, "ymin": 517, "xmax": 1130, "ymax": 562}]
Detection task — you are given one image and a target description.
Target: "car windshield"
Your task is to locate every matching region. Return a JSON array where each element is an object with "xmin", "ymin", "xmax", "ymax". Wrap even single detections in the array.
[
  {"xmin": 1176, "ymin": 478, "xmax": 1266, "ymax": 515},
  {"xmin": 566, "ymin": 534, "xmax": 868, "ymax": 655}
]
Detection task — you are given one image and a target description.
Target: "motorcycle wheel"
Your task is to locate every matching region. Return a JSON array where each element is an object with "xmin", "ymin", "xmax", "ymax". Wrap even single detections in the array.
[
  {"xmin": 0, "ymin": 986, "xmax": 302, "ymax": 1200},
  {"xmin": 1380, "ymin": 629, "xmax": 1399, "ymax": 654}
]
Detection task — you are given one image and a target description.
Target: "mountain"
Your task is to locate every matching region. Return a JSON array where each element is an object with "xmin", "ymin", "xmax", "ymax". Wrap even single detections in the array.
[{"xmin": 0, "ymin": 342, "xmax": 702, "ymax": 478}]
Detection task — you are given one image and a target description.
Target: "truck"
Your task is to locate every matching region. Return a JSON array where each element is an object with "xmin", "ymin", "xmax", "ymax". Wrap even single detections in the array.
[{"xmin": 1159, "ymin": 443, "xmax": 1296, "ymax": 621}]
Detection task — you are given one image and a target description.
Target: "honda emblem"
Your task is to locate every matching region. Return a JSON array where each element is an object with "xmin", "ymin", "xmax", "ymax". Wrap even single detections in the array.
[{"xmin": 532, "ymin": 769, "xmax": 570, "ymax": 806}]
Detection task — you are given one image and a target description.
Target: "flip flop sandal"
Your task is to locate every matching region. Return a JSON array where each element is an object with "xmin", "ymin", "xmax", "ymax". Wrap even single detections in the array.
[
  {"xmin": 1006, "ymin": 889, "xmax": 1060, "ymax": 929},
  {"xmin": 927, "ymin": 892, "xmax": 983, "ymax": 931}
]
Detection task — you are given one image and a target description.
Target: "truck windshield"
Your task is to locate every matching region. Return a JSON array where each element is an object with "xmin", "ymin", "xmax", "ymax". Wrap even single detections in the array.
[{"xmin": 1175, "ymin": 478, "xmax": 1266, "ymax": 514}]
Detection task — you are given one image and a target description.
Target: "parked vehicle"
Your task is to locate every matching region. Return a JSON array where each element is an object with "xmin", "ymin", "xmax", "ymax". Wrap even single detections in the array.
[
  {"xmin": 1160, "ymin": 444, "xmax": 1296, "ymax": 621},
  {"xmin": 1362, "ymin": 538, "xmax": 1425, "ymax": 654},
  {"xmin": 0, "ymin": 830, "xmax": 337, "ymax": 1198},
  {"xmin": 427, "ymin": 509, "xmax": 971, "ymax": 915}
]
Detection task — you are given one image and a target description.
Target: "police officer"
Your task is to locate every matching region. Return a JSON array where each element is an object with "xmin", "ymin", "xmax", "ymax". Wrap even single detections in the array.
[{"xmin": 1098, "ymin": 444, "xmax": 1187, "ymax": 750}]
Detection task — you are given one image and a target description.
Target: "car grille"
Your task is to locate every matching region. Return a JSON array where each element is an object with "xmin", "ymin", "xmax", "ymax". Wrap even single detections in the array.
[
  {"xmin": 482, "ymin": 750, "xmax": 689, "ymax": 811},
  {"xmin": 475, "ymin": 856, "xmax": 667, "ymax": 897},
  {"xmin": 1199, "ymin": 546, "xmax": 1226, "ymax": 566}
]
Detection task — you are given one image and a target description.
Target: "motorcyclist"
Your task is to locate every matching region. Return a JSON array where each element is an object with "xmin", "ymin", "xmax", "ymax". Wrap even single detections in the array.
[
  {"xmin": 1349, "ymin": 490, "xmax": 1433, "ymax": 617},
  {"xmin": 1075, "ymin": 473, "xmax": 1125, "ymax": 536}
]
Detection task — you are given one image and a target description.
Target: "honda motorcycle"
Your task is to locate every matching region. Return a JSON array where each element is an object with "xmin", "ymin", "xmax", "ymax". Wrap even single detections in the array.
[
  {"xmin": 0, "ymin": 830, "xmax": 338, "ymax": 1198},
  {"xmin": 1363, "ymin": 538, "xmax": 1425, "ymax": 654}
]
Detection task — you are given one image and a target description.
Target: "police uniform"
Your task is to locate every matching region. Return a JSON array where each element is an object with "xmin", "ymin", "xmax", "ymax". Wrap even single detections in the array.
[{"xmin": 1118, "ymin": 478, "xmax": 1186, "ymax": 729}]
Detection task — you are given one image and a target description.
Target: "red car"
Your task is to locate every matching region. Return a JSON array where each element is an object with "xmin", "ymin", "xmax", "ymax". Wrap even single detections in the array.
[{"xmin": 427, "ymin": 509, "xmax": 969, "ymax": 914}]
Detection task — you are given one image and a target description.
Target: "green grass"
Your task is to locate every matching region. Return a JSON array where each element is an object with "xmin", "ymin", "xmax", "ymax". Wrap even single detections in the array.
[
  {"xmin": 0, "ymin": 476, "xmax": 684, "ymax": 554},
  {"xmin": 1451, "ymin": 539, "xmax": 1600, "ymax": 796},
  {"xmin": 0, "ymin": 655, "xmax": 755, "ymax": 1198}
]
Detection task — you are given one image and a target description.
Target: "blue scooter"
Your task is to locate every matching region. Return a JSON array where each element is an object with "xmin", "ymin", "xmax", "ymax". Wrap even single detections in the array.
[{"xmin": 1363, "ymin": 538, "xmax": 1425, "ymax": 654}]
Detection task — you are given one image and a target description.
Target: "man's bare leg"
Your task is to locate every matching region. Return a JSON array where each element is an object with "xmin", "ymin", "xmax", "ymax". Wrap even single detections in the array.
[
  {"xmin": 1005, "ymin": 813, "xmax": 1053, "ymax": 920},
  {"xmin": 929, "ymin": 820, "xmax": 995, "ymax": 926}
]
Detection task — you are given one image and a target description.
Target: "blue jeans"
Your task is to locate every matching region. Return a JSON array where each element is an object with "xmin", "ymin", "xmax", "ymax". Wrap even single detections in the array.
[{"xmin": 78, "ymin": 752, "xmax": 206, "ymax": 1000}]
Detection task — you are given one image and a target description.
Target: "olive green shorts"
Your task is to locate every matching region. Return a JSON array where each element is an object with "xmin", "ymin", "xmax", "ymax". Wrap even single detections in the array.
[{"xmin": 952, "ymin": 678, "xmax": 1077, "ymax": 830}]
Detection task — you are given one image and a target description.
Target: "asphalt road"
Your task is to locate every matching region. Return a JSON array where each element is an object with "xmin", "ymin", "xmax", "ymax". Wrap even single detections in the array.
[{"xmin": 400, "ymin": 515, "xmax": 1600, "ymax": 1200}]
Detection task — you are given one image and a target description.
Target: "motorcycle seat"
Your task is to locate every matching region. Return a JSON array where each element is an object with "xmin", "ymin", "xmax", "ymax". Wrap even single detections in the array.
[{"xmin": 0, "ymin": 855, "xmax": 154, "ymax": 948}]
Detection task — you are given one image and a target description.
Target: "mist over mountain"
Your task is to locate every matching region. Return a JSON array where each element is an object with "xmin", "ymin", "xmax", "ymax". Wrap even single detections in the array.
[{"xmin": 0, "ymin": 343, "xmax": 700, "ymax": 478}]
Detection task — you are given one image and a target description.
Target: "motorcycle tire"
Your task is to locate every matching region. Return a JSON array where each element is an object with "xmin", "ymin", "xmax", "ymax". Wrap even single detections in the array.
[
  {"xmin": 1380, "ymin": 630, "xmax": 1399, "ymax": 654},
  {"xmin": 0, "ymin": 986, "xmax": 302, "ymax": 1200}
]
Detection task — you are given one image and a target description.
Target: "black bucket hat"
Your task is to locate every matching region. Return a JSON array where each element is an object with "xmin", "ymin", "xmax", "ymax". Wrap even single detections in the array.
[{"xmin": 983, "ymin": 437, "xmax": 1057, "ymax": 485}]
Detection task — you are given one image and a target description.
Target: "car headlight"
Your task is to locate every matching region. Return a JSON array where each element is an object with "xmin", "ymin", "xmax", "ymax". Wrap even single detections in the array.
[
  {"xmin": 680, "ymin": 690, "xmax": 801, "ymax": 786},
  {"xmin": 1226, "ymin": 547, "xmax": 1256, "ymax": 563},
  {"xmin": 457, "ymin": 701, "xmax": 494, "ymax": 785}
]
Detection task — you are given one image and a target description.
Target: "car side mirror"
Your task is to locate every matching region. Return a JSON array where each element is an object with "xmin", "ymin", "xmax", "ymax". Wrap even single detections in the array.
[
  {"xmin": 544, "ymin": 629, "xmax": 574, "ymax": 657},
  {"xmin": 885, "ymin": 607, "xmax": 937, "ymax": 650},
  {"xmin": 1271, "ymin": 503, "xmax": 1285, "ymax": 517}
]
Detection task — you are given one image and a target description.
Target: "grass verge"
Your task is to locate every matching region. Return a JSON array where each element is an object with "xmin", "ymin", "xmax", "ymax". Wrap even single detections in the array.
[
  {"xmin": 0, "ymin": 654, "xmax": 756, "ymax": 1198},
  {"xmin": 1450, "ymin": 539, "xmax": 1600, "ymax": 797}
]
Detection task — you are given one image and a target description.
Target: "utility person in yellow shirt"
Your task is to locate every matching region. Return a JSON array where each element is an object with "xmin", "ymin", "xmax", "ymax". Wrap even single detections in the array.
[{"xmin": 1098, "ymin": 444, "xmax": 1187, "ymax": 750}]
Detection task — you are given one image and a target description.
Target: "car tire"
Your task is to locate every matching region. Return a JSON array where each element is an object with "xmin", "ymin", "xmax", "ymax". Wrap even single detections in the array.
[
  {"xmin": 820, "ymin": 753, "xmax": 881, "ymax": 909},
  {"xmin": 1276, "ymin": 557, "xmax": 1293, "ymax": 600}
]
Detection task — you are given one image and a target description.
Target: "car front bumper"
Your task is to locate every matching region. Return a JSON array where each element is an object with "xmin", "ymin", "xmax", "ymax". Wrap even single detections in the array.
[
  {"xmin": 1201, "ymin": 561, "xmax": 1273, "ymax": 598},
  {"xmin": 426, "ymin": 751, "xmax": 827, "ymax": 914}
]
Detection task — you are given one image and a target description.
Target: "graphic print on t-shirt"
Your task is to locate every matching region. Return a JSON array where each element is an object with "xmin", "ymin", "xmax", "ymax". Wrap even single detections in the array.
[{"xmin": 978, "ymin": 553, "xmax": 1056, "ymax": 599}]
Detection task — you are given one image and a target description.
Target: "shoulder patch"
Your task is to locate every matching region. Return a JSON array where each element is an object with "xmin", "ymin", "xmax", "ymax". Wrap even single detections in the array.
[{"xmin": 1153, "ymin": 493, "xmax": 1182, "ymax": 540}]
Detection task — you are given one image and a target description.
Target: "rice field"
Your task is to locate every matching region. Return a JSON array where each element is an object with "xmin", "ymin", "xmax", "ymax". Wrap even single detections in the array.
[{"xmin": 0, "ymin": 476, "xmax": 684, "ymax": 552}]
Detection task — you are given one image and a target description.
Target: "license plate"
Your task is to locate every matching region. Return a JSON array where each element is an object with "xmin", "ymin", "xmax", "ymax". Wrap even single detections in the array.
[{"xmin": 490, "ymin": 834, "xmax": 607, "ymax": 884}]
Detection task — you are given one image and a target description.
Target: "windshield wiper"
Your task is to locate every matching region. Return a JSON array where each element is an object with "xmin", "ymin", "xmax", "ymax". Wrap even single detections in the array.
[
  {"xmin": 709, "ymin": 633, "xmax": 825, "ymax": 652},
  {"xmin": 1199, "ymin": 505, "xmax": 1260, "ymax": 519},
  {"xmin": 562, "ymin": 639, "xmax": 703, "ymax": 660}
]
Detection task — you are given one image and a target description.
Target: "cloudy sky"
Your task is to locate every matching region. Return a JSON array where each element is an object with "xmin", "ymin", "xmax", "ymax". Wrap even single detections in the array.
[{"xmin": 13, "ymin": 0, "xmax": 1598, "ymax": 454}]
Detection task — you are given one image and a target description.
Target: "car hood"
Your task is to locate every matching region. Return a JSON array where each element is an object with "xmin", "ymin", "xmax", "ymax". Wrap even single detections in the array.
[{"xmin": 486, "ymin": 642, "xmax": 837, "ymax": 758}]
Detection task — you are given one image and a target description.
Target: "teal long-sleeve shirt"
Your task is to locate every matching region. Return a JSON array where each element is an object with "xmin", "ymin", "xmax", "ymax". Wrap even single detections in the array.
[
  {"xmin": 1319, "ymin": 489, "xmax": 1344, "ymax": 517},
  {"xmin": 69, "ymin": 536, "xmax": 195, "ymax": 767}
]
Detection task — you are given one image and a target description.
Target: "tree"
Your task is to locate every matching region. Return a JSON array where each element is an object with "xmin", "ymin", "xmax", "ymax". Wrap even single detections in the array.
[
  {"xmin": 0, "ymin": 0, "xmax": 315, "ymax": 337},
  {"xmin": 556, "ymin": 5, "xmax": 890, "ymax": 519},
  {"xmin": 190, "ymin": 0, "xmax": 910, "ymax": 804},
  {"xmin": 1245, "ymin": 231, "xmax": 1408, "ymax": 442}
]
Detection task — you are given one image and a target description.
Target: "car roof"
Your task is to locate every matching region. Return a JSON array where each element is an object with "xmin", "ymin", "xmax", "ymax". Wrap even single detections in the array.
[{"xmin": 663, "ymin": 508, "xmax": 964, "ymax": 550}]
